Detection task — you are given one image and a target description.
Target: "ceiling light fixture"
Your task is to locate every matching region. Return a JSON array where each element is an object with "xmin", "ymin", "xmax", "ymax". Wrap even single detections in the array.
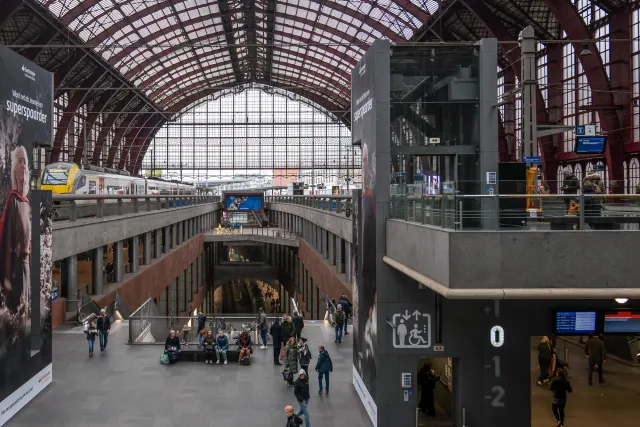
[
  {"xmin": 580, "ymin": 43, "xmax": 592, "ymax": 57},
  {"xmin": 615, "ymin": 298, "xmax": 629, "ymax": 304}
]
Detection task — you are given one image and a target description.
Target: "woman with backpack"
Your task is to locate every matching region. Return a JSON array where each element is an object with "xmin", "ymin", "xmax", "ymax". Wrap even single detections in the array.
[
  {"xmin": 549, "ymin": 368, "xmax": 572, "ymax": 427},
  {"xmin": 333, "ymin": 304, "xmax": 346, "ymax": 343}
]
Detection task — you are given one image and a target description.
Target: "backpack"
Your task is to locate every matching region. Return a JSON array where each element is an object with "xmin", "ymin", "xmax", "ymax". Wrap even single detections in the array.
[{"xmin": 335, "ymin": 311, "xmax": 345, "ymax": 325}]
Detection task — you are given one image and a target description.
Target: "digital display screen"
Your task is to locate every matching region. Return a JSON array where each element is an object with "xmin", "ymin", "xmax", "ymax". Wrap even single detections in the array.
[
  {"xmin": 224, "ymin": 194, "xmax": 263, "ymax": 211},
  {"xmin": 555, "ymin": 311, "xmax": 597, "ymax": 335},
  {"xmin": 575, "ymin": 137, "xmax": 606, "ymax": 154},
  {"xmin": 603, "ymin": 311, "xmax": 640, "ymax": 334}
]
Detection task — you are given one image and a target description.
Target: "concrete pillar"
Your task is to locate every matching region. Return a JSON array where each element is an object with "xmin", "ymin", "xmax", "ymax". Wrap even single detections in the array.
[
  {"xmin": 130, "ymin": 235, "xmax": 139, "ymax": 273},
  {"xmin": 64, "ymin": 255, "xmax": 78, "ymax": 312},
  {"xmin": 172, "ymin": 223, "xmax": 178, "ymax": 247},
  {"xmin": 336, "ymin": 237, "xmax": 344, "ymax": 273},
  {"xmin": 143, "ymin": 232, "xmax": 152, "ymax": 265},
  {"xmin": 163, "ymin": 226, "xmax": 170, "ymax": 252},
  {"xmin": 322, "ymin": 229, "xmax": 328, "ymax": 259},
  {"xmin": 344, "ymin": 241, "xmax": 351, "ymax": 281},
  {"xmin": 329, "ymin": 233, "xmax": 335, "ymax": 265},
  {"xmin": 92, "ymin": 247, "xmax": 104, "ymax": 295},
  {"xmin": 114, "ymin": 240, "xmax": 125, "ymax": 282},
  {"xmin": 155, "ymin": 230, "xmax": 162, "ymax": 259}
]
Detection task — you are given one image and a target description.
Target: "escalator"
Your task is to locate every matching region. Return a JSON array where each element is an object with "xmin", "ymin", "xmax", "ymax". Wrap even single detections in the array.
[{"xmin": 250, "ymin": 209, "xmax": 269, "ymax": 227}]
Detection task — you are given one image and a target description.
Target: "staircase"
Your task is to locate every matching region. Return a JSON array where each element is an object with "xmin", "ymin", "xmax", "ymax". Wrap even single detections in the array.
[{"xmin": 250, "ymin": 209, "xmax": 269, "ymax": 227}]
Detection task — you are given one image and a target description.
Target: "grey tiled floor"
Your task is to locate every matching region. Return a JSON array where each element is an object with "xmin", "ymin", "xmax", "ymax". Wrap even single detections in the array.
[{"xmin": 8, "ymin": 321, "xmax": 370, "ymax": 427}]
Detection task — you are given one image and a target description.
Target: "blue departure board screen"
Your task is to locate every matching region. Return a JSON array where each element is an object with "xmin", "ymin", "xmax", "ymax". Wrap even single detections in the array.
[{"xmin": 555, "ymin": 311, "xmax": 597, "ymax": 335}]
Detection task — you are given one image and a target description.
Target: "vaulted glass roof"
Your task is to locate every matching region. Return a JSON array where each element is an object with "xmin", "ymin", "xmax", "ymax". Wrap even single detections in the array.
[{"xmin": 37, "ymin": 0, "xmax": 440, "ymax": 112}]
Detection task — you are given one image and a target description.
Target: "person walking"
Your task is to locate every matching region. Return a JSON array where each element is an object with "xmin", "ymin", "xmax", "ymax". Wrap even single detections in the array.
[
  {"xmin": 292, "ymin": 311, "xmax": 304, "ymax": 340},
  {"xmin": 333, "ymin": 305, "xmax": 346, "ymax": 343},
  {"xmin": 315, "ymin": 345, "xmax": 333, "ymax": 395},
  {"xmin": 294, "ymin": 369, "xmax": 311, "ymax": 427},
  {"xmin": 284, "ymin": 405, "xmax": 303, "ymax": 427},
  {"xmin": 549, "ymin": 368, "xmax": 572, "ymax": 427},
  {"xmin": 96, "ymin": 309, "xmax": 111, "ymax": 355},
  {"xmin": 270, "ymin": 318, "xmax": 283, "ymax": 365},
  {"xmin": 297, "ymin": 337, "xmax": 312, "ymax": 376},
  {"xmin": 284, "ymin": 337, "xmax": 299, "ymax": 386},
  {"xmin": 258, "ymin": 307, "xmax": 269, "ymax": 349},
  {"xmin": 197, "ymin": 312, "xmax": 207, "ymax": 345},
  {"xmin": 561, "ymin": 167, "xmax": 579, "ymax": 213},
  {"xmin": 585, "ymin": 334, "xmax": 607, "ymax": 386},
  {"xmin": 338, "ymin": 295, "xmax": 351, "ymax": 335},
  {"xmin": 536, "ymin": 336, "xmax": 553, "ymax": 386},
  {"xmin": 84, "ymin": 321, "xmax": 98, "ymax": 357},
  {"xmin": 281, "ymin": 315, "xmax": 296, "ymax": 346}
]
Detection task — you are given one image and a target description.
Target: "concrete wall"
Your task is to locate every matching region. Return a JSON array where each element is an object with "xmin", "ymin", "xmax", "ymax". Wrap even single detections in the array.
[
  {"xmin": 93, "ymin": 235, "xmax": 204, "ymax": 312},
  {"xmin": 266, "ymin": 202, "xmax": 352, "ymax": 243},
  {"xmin": 204, "ymin": 232, "xmax": 298, "ymax": 247},
  {"xmin": 386, "ymin": 219, "xmax": 640, "ymax": 289},
  {"xmin": 297, "ymin": 239, "xmax": 352, "ymax": 301},
  {"xmin": 52, "ymin": 204, "xmax": 218, "ymax": 261}
]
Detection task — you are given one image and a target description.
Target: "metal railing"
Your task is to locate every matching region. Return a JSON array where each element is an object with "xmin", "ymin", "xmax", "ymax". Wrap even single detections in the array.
[
  {"xmin": 213, "ymin": 225, "xmax": 297, "ymax": 240},
  {"xmin": 129, "ymin": 299, "xmax": 280, "ymax": 344},
  {"xmin": 51, "ymin": 194, "xmax": 220, "ymax": 222},
  {"xmin": 390, "ymin": 193, "xmax": 640, "ymax": 231},
  {"xmin": 266, "ymin": 195, "xmax": 352, "ymax": 216}
]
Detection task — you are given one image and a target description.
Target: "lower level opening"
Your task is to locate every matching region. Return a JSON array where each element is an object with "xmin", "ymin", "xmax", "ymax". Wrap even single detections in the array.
[{"xmin": 417, "ymin": 357, "xmax": 455, "ymax": 427}]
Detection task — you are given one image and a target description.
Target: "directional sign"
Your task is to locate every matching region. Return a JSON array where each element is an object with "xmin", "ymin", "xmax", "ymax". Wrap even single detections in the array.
[
  {"xmin": 392, "ymin": 309, "xmax": 431, "ymax": 349},
  {"xmin": 575, "ymin": 124, "xmax": 596, "ymax": 136},
  {"xmin": 523, "ymin": 156, "xmax": 541, "ymax": 164}
]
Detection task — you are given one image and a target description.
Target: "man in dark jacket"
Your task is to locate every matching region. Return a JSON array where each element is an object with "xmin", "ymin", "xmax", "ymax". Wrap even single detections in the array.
[
  {"xmin": 284, "ymin": 405, "xmax": 303, "ymax": 427},
  {"xmin": 292, "ymin": 311, "xmax": 304, "ymax": 339},
  {"xmin": 338, "ymin": 295, "xmax": 351, "ymax": 335},
  {"xmin": 270, "ymin": 319, "xmax": 283, "ymax": 365},
  {"xmin": 418, "ymin": 364, "xmax": 439, "ymax": 415},
  {"xmin": 96, "ymin": 309, "xmax": 111, "ymax": 355},
  {"xmin": 293, "ymin": 370, "xmax": 311, "ymax": 427},
  {"xmin": 585, "ymin": 334, "xmax": 607, "ymax": 385},
  {"xmin": 164, "ymin": 330, "xmax": 181, "ymax": 364},
  {"xmin": 315, "ymin": 345, "xmax": 333, "ymax": 394},
  {"xmin": 197, "ymin": 313, "xmax": 207, "ymax": 344},
  {"xmin": 281, "ymin": 316, "xmax": 296, "ymax": 345},
  {"xmin": 561, "ymin": 167, "xmax": 579, "ymax": 212}
]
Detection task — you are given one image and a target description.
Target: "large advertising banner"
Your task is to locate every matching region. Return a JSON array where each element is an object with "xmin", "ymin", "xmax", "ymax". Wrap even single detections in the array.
[
  {"xmin": 224, "ymin": 193, "xmax": 264, "ymax": 211},
  {"xmin": 351, "ymin": 40, "xmax": 389, "ymax": 427},
  {"xmin": 0, "ymin": 45, "xmax": 54, "ymax": 425}
]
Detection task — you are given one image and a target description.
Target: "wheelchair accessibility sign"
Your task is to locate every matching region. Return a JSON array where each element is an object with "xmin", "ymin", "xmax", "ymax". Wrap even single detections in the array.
[{"xmin": 392, "ymin": 310, "xmax": 431, "ymax": 349}]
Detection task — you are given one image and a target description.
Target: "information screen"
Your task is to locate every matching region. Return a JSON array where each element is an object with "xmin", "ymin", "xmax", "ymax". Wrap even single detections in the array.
[
  {"xmin": 603, "ymin": 311, "xmax": 640, "ymax": 334},
  {"xmin": 555, "ymin": 311, "xmax": 597, "ymax": 335},
  {"xmin": 575, "ymin": 137, "xmax": 606, "ymax": 154}
]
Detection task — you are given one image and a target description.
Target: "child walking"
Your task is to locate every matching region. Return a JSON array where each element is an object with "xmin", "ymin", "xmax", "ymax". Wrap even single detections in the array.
[{"xmin": 85, "ymin": 321, "xmax": 98, "ymax": 357}]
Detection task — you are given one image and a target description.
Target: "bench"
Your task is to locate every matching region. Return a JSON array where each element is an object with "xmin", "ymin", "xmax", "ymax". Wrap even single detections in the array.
[
  {"xmin": 549, "ymin": 216, "xmax": 640, "ymax": 230},
  {"xmin": 177, "ymin": 344, "xmax": 245, "ymax": 362}
]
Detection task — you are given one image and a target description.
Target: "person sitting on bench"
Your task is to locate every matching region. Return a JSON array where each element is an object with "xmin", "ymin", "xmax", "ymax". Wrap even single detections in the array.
[
  {"xmin": 202, "ymin": 330, "xmax": 216, "ymax": 364},
  {"xmin": 236, "ymin": 330, "xmax": 253, "ymax": 365},
  {"xmin": 215, "ymin": 330, "xmax": 229, "ymax": 365},
  {"xmin": 164, "ymin": 330, "xmax": 181, "ymax": 364}
]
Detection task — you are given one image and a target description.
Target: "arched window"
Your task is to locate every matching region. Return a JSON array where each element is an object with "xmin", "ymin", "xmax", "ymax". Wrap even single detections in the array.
[
  {"xmin": 629, "ymin": 158, "xmax": 640, "ymax": 194},
  {"xmin": 557, "ymin": 165, "xmax": 565, "ymax": 194},
  {"xmin": 574, "ymin": 163, "xmax": 583, "ymax": 184}
]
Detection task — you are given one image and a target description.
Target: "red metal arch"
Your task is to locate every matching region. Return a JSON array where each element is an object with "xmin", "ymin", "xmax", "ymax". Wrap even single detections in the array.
[
  {"xmin": 117, "ymin": 113, "xmax": 162, "ymax": 170},
  {"xmin": 124, "ymin": 114, "xmax": 164, "ymax": 171},
  {"xmin": 72, "ymin": 81, "xmax": 124, "ymax": 164},
  {"xmin": 91, "ymin": 96, "xmax": 140, "ymax": 164},
  {"xmin": 53, "ymin": 50, "xmax": 88, "ymax": 93},
  {"xmin": 50, "ymin": 69, "xmax": 109, "ymax": 162},
  {"xmin": 393, "ymin": 0, "xmax": 430, "ymax": 24},
  {"xmin": 104, "ymin": 9, "xmax": 381, "ymax": 68},
  {"xmin": 146, "ymin": 52, "xmax": 350, "ymax": 102},
  {"xmin": 544, "ymin": 0, "xmax": 624, "ymax": 189},
  {"xmin": 105, "ymin": 112, "xmax": 140, "ymax": 167}
]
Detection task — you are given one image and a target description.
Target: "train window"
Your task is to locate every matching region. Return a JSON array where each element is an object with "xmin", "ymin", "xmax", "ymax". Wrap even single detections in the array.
[
  {"xmin": 76, "ymin": 175, "xmax": 86, "ymax": 189},
  {"xmin": 42, "ymin": 169, "xmax": 69, "ymax": 185},
  {"xmin": 88, "ymin": 180, "xmax": 97, "ymax": 194}
]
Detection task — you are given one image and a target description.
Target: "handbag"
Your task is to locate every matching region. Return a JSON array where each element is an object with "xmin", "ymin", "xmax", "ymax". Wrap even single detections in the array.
[
  {"xmin": 205, "ymin": 345, "xmax": 214, "ymax": 351},
  {"xmin": 282, "ymin": 369, "xmax": 293, "ymax": 382},
  {"xmin": 160, "ymin": 352, "xmax": 169, "ymax": 365},
  {"xmin": 279, "ymin": 345, "xmax": 285, "ymax": 360}
]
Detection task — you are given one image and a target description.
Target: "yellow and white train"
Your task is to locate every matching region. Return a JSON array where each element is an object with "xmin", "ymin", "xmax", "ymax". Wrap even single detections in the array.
[
  {"xmin": 41, "ymin": 162, "xmax": 194, "ymax": 196},
  {"xmin": 40, "ymin": 162, "xmax": 195, "ymax": 218}
]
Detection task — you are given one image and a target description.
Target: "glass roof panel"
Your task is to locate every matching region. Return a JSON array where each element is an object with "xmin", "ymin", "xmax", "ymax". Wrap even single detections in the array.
[{"xmin": 40, "ymin": 0, "xmax": 438, "ymax": 111}]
